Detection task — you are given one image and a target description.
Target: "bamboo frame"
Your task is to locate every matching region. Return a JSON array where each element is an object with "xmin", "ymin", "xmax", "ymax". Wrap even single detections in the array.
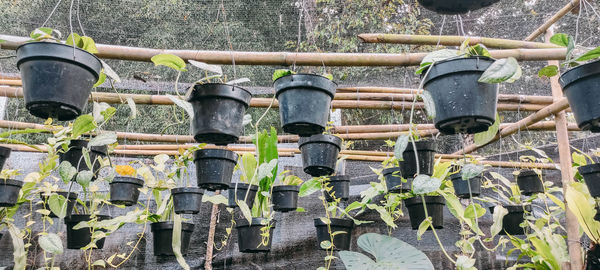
[
  {"xmin": 357, "ymin": 34, "xmax": 562, "ymax": 49},
  {"xmin": 525, "ymin": 0, "xmax": 581, "ymax": 41}
]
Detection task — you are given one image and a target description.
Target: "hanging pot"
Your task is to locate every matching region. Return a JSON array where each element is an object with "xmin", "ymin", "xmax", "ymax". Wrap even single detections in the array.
[
  {"xmin": 109, "ymin": 176, "xmax": 144, "ymax": 206},
  {"xmin": 400, "ymin": 141, "xmax": 437, "ymax": 178},
  {"xmin": 0, "ymin": 179, "xmax": 23, "ymax": 207},
  {"xmin": 588, "ymin": 244, "xmax": 600, "ymax": 270},
  {"xmin": 171, "ymin": 187, "xmax": 203, "ymax": 214},
  {"xmin": 65, "ymin": 214, "xmax": 110, "ymax": 249},
  {"xmin": 516, "ymin": 170, "xmax": 544, "ymax": 196},
  {"xmin": 59, "ymin": 140, "xmax": 107, "ymax": 181},
  {"xmin": 451, "ymin": 172, "xmax": 481, "ymax": 199},
  {"xmin": 236, "ymin": 218, "xmax": 275, "ymax": 253},
  {"xmin": 383, "ymin": 167, "xmax": 412, "ymax": 193},
  {"xmin": 150, "ymin": 221, "xmax": 195, "ymax": 256},
  {"xmin": 324, "ymin": 175, "xmax": 350, "ymax": 202},
  {"xmin": 299, "ymin": 134, "xmax": 341, "ymax": 177},
  {"xmin": 423, "ymin": 57, "xmax": 498, "ymax": 135},
  {"xmin": 560, "ymin": 60, "xmax": 600, "ymax": 132},
  {"xmin": 0, "ymin": 146, "xmax": 11, "ymax": 170},
  {"xmin": 314, "ymin": 218, "xmax": 353, "ymax": 251},
  {"xmin": 578, "ymin": 164, "xmax": 600, "ymax": 197},
  {"xmin": 274, "ymin": 74, "xmax": 337, "ymax": 136},
  {"xmin": 490, "ymin": 205, "xmax": 530, "ymax": 235},
  {"xmin": 417, "ymin": 0, "xmax": 500, "ymax": 15},
  {"xmin": 195, "ymin": 149, "xmax": 238, "ymax": 191},
  {"xmin": 16, "ymin": 42, "xmax": 102, "ymax": 120},
  {"xmin": 227, "ymin": 183, "xmax": 258, "ymax": 208},
  {"xmin": 272, "ymin": 185, "xmax": 300, "ymax": 212},
  {"xmin": 188, "ymin": 83, "xmax": 252, "ymax": 145},
  {"xmin": 40, "ymin": 191, "xmax": 78, "ymax": 218},
  {"xmin": 404, "ymin": 196, "xmax": 445, "ymax": 230}
]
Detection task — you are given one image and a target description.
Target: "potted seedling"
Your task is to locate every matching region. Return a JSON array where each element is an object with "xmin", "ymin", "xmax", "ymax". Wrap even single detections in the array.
[
  {"xmin": 169, "ymin": 150, "xmax": 204, "ymax": 215},
  {"xmin": 39, "ymin": 183, "xmax": 78, "ymax": 219},
  {"xmin": 228, "ymin": 153, "xmax": 259, "ymax": 209},
  {"xmin": 417, "ymin": 0, "xmax": 500, "ymax": 15},
  {"xmin": 401, "ymin": 140, "xmax": 437, "ymax": 179},
  {"xmin": 565, "ymin": 181, "xmax": 600, "ymax": 269},
  {"xmin": 59, "ymin": 139, "xmax": 108, "ymax": 181},
  {"xmin": 487, "ymin": 171, "xmax": 531, "ymax": 235},
  {"xmin": 572, "ymin": 149, "xmax": 600, "ymax": 197},
  {"xmin": 299, "ymin": 134, "xmax": 342, "ymax": 177},
  {"xmin": 0, "ymin": 169, "xmax": 23, "ymax": 207},
  {"xmin": 324, "ymin": 175, "xmax": 350, "ymax": 202},
  {"xmin": 515, "ymin": 169, "xmax": 545, "ymax": 196},
  {"xmin": 272, "ymin": 173, "xmax": 303, "ymax": 212},
  {"xmin": 273, "ymin": 69, "xmax": 337, "ymax": 136},
  {"xmin": 195, "ymin": 149, "xmax": 239, "ymax": 191},
  {"xmin": 380, "ymin": 137, "xmax": 408, "ymax": 193},
  {"xmin": 109, "ymin": 164, "xmax": 145, "ymax": 206},
  {"xmin": 450, "ymin": 163, "xmax": 484, "ymax": 199}
]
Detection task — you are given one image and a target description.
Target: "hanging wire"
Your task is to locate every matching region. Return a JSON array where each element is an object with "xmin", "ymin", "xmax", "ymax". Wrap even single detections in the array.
[{"xmin": 41, "ymin": 0, "xmax": 63, "ymax": 28}]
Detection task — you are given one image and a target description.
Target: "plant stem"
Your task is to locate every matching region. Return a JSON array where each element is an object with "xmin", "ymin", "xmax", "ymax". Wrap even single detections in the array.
[{"xmin": 421, "ymin": 195, "xmax": 456, "ymax": 264}]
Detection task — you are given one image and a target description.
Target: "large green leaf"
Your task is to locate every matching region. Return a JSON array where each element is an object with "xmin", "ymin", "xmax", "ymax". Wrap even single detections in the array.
[
  {"xmin": 393, "ymin": 135, "xmax": 409, "ymax": 161},
  {"xmin": 89, "ymin": 132, "xmax": 117, "ymax": 146},
  {"xmin": 478, "ymin": 57, "xmax": 520, "ymax": 83},
  {"xmin": 549, "ymin": 33, "xmax": 570, "ymax": 47},
  {"xmin": 490, "ymin": 205, "xmax": 508, "ymax": 237},
  {"xmin": 461, "ymin": 164, "xmax": 484, "ymax": 180},
  {"xmin": 71, "ymin": 114, "xmax": 97, "ymax": 138},
  {"xmin": 239, "ymin": 153, "xmax": 257, "ymax": 183},
  {"xmin": 473, "ymin": 113, "xmax": 500, "ymax": 146},
  {"xmin": 538, "ymin": 65, "xmax": 559, "ymax": 78},
  {"xmin": 272, "ymin": 69, "xmax": 295, "ymax": 81},
  {"xmin": 420, "ymin": 91, "xmax": 436, "ymax": 119},
  {"xmin": 172, "ymin": 214, "xmax": 190, "ymax": 270},
  {"xmin": 48, "ymin": 194, "xmax": 68, "ymax": 219},
  {"xmin": 412, "ymin": 175, "xmax": 441, "ymax": 195},
  {"xmin": 7, "ymin": 223, "xmax": 26, "ymax": 270},
  {"xmin": 299, "ymin": 179, "xmax": 322, "ymax": 197},
  {"xmin": 38, "ymin": 233, "xmax": 63, "ymax": 255},
  {"xmin": 576, "ymin": 46, "xmax": 600, "ymax": 62},
  {"xmin": 151, "ymin": 54, "xmax": 187, "ymax": 72}
]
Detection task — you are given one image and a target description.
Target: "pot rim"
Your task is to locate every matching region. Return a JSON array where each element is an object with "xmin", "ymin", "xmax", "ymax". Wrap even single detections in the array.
[
  {"xmin": 560, "ymin": 59, "xmax": 600, "ymax": 90},
  {"xmin": 578, "ymin": 163, "xmax": 600, "ymax": 175},
  {"xmin": 16, "ymin": 42, "xmax": 102, "ymax": 79},
  {"xmin": 517, "ymin": 169, "xmax": 542, "ymax": 178},
  {"xmin": 235, "ymin": 217, "xmax": 276, "ymax": 228},
  {"xmin": 171, "ymin": 187, "xmax": 204, "ymax": 195},
  {"xmin": 0, "ymin": 179, "xmax": 23, "ymax": 187},
  {"xmin": 404, "ymin": 140, "xmax": 437, "ymax": 152},
  {"xmin": 64, "ymin": 139, "xmax": 108, "ymax": 155},
  {"xmin": 328, "ymin": 175, "xmax": 350, "ymax": 182},
  {"xmin": 150, "ymin": 221, "xmax": 195, "ymax": 232},
  {"xmin": 298, "ymin": 134, "xmax": 342, "ymax": 149},
  {"xmin": 272, "ymin": 185, "xmax": 301, "ymax": 192},
  {"xmin": 313, "ymin": 217, "xmax": 354, "ymax": 227},
  {"xmin": 404, "ymin": 195, "xmax": 445, "ymax": 206},
  {"xmin": 40, "ymin": 191, "xmax": 78, "ymax": 199},
  {"xmin": 274, "ymin": 73, "xmax": 338, "ymax": 99},
  {"xmin": 382, "ymin": 167, "xmax": 401, "ymax": 176},
  {"xmin": 194, "ymin": 148, "xmax": 238, "ymax": 162},
  {"xmin": 111, "ymin": 176, "xmax": 145, "ymax": 186},
  {"xmin": 0, "ymin": 146, "xmax": 11, "ymax": 157},
  {"xmin": 423, "ymin": 56, "xmax": 495, "ymax": 86},
  {"xmin": 188, "ymin": 83, "xmax": 252, "ymax": 105},
  {"xmin": 230, "ymin": 182, "xmax": 259, "ymax": 191},
  {"xmin": 65, "ymin": 214, "xmax": 111, "ymax": 223}
]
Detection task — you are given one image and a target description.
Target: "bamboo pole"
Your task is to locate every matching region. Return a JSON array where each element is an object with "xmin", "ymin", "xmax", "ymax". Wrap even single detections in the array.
[
  {"xmin": 357, "ymin": 34, "xmax": 562, "ymax": 49},
  {"xmin": 0, "ymin": 34, "xmax": 568, "ymax": 66},
  {"xmin": 525, "ymin": 0, "xmax": 581, "ymax": 41}
]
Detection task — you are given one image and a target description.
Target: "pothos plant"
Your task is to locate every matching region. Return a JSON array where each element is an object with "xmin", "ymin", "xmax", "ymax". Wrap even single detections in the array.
[
  {"xmin": 538, "ymin": 33, "xmax": 600, "ymax": 78},
  {"xmin": 272, "ymin": 69, "xmax": 333, "ymax": 81}
]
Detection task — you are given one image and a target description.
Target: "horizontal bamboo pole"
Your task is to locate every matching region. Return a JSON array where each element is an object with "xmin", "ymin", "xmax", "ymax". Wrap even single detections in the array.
[
  {"xmin": 358, "ymin": 34, "xmax": 562, "ymax": 49},
  {"xmin": 0, "ymin": 34, "xmax": 568, "ymax": 66},
  {"xmin": 332, "ymin": 121, "xmax": 578, "ymax": 134},
  {"xmin": 525, "ymin": 0, "xmax": 581, "ymax": 41}
]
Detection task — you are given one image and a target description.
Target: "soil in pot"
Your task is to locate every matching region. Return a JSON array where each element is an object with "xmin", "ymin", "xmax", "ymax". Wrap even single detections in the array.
[
  {"xmin": 299, "ymin": 134, "xmax": 341, "ymax": 177},
  {"xmin": 517, "ymin": 170, "xmax": 544, "ymax": 196},
  {"xmin": 417, "ymin": 0, "xmax": 500, "ymax": 15},
  {"xmin": 451, "ymin": 173, "xmax": 481, "ymax": 199},
  {"xmin": 59, "ymin": 140, "xmax": 107, "ymax": 180},
  {"xmin": 16, "ymin": 42, "xmax": 102, "ymax": 120},
  {"xmin": 274, "ymin": 74, "xmax": 337, "ymax": 136},
  {"xmin": 171, "ymin": 187, "xmax": 203, "ymax": 214},
  {"xmin": 188, "ymin": 83, "xmax": 252, "ymax": 145},
  {"xmin": 0, "ymin": 179, "xmax": 23, "ymax": 207},
  {"xmin": 150, "ymin": 221, "xmax": 195, "ymax": 256},
  {"xmin": 490, "ymin": 205, "xmax": 531, "ymax": 235},
  {"xmin": 228, "ymin": 183, "xmax": 258, "ymax": 208},
  {"xmin": 0, "ymin": 146, "xmax": 11, "ymax": 170},
  {"xmin": 272, "ymin": 185, "xmax": 300, "ymax": 212},
  {"xmin": 65, "ymin": 214, "xmax": 110, "ymax": 249},
  {"xmin": 404, "ymin": 196, "xmax": 445, "ymax": 230},
  {"xmin": 194, "ymin": 149, "xmax": 238, "ymax": 191},
  {"xmin": 560, "ymin": 60, "xmax": 600, "ymax": 132},
  {"xmin": 324, "ymin": 175, "xmax": 350, "ymax": 202},
  {"xmin": 314, "ymin": 218, "xmax": 353, "ymax": 251},
  {"xmin": 236, "ymin": 218, "xmax": 275, "ymax": 253},
  {"xmin": 423, "ymin": 57, "xmax": 498, "ymax": 135},
  {"xmin": 400, "ymin": 141, "xmax": 437, "ymax": 178},
  {"xmin": 578, "ymin": 163, "xmax": 600, "ymax": 197},
  {"xmin": 109, "ymin": 176, "xmax": 144, "ymax": 206},
  {"xmin": 40, "ymin": 191, "xmax": 78, "ymax": 218}
]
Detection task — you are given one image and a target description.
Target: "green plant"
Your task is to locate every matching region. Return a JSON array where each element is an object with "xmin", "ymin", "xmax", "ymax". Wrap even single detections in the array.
[
  {"xmin": 278, "ymin": 173, "xmax": 303, "ymax": 186},
  {"xmin": 539, "ymin": 33, "xmax": 600, "ymax": 77}
]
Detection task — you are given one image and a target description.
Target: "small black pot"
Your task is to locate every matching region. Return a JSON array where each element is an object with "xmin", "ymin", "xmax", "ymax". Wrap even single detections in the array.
[
  {"xmin": 517, "ymin": 170, "xmax": 544, "ymax": 196},
  {"xmin": 188, "ymin": 83, "xmax": 252, "ymax": 145},
  {"xmin": 404, "ymin": 196, "xmax": 445, "ymax": 230},
  {"xmin": 451, "ymin": 173, "xmax": 481, "ymax": 199},
  {"xmin": 40, "ymin": 191, "xmax": 78, "ymax": 218},
  {"xmin": 236, "ymin": 218, "xmax": 275, "ymax": 253},
  {"xmin": 423, "ymin": 57, "xmax": 498, "ymax": 135},
  {"xmin": 0, "ymin": 146, "xmax": 11, "ymax": 170},
  {"xmin": 109, "ymin": 176, "xmax": 144, "ymax": 206},
  {"xmin": 299, "ymin": 134, "xmax": 342, "ymax": 177},
  {"xmin": 400, "ymin": 141, "xmax": 437, "ymax": 178},
  {"xmin": 587, "ymin": 244, "xmax": 600, "ymax": 270},
  {"xmin": 383, "ymin": 167, "xmax": 411, "ymax": 193},
  {"xmin": 490, "ymin": 205, "xmax": 530, "ymax": 235},
  {"xmin": 16, "ymin": 42, "xmax": 102, "ymax": 120},
  {"xmin": 417, "ymin": 0, "xmax": 500, "ymax": 14},
  {"xmin": 274, "ymin": 74, "xmax": 337, "ymax": 136},
  {"xmin": 59, "ymin": 140, "xmax": 107, "ymax": 180},
  {"xmin": 324, "ymin": 175, "xmax": 350, "ymax": 202},
  {"xmin": 171, "ymin": 187, "xmax": 203, "ymax": 214},
  {"xmin": 65, "ymin": 214, "xmax": 110, "ymax": 249},
  {"xmin": 194, "ymin": 149, "xmax": 238, "ymax": 191},
  {"xmin": 0, "ymin": 179, "xmax": 23, "ymax": 207},
  {"xmin": 272, "ymin": 185, "xmax": 300, "ymax": 212},
  {"xmin": 314, "ymin": 218, "xmax": 353, "ymax": 251},
  {"xmin": 578, "ymin": 164, "xmax": 600, "ymax": 197},
  {"xmin": 228, "ymin": 183, "xmax": 258, "ymax": 208},
  {"xmin": 560, "ymin": 60, "xmax": 600, "ymax": 132},
  {"xmin": 150, "ymin": 221, "xmax": 195, "ymax": 256}
]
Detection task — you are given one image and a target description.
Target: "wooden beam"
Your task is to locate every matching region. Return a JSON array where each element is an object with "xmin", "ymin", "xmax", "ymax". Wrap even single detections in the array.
[
  {"xmin": 358, "ymin": 34, "xmax": 561, "ymax": 49},
  {"xmin": 525, "ymin": 0, "xmax": 581, "ymax": 41}
]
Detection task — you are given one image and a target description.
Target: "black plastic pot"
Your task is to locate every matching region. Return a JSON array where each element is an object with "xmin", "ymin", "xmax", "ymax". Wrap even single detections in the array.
[
  {"xmin": 228, "ymin": 183, "xmax": 258, "ymax": 208},
  {"xmin": 188, "ymin": 83, "xmax": 252, "ymax": 145},
  {"xmin": 423, "ymin": 57, "xmax": 498, "ymax": 135},
  {"xmin": 236, "ymin": 218, "xmax": 275, "ymax": 253},
  {"xmin": 404, "ymin": 196, "xmax": 445, "ymax": 230},
  {"xmin": 59, "ymin": 140, "xmax": 107, "ymax": 180},
  {"xmin": 194, "ymin": 149, "xmax": 238, "ymax": 191},
  {"xmin": 109, "ymin": 176, "xmax": 144, "ymax": 206},
  {"xmin": 451, "ymin": 173, "xmax": 481, "ymax": 199},
  {"xmin": 517, "ymin": 170, "xmax": 544, "ymax": 196},
  {"xmin": 314, "ymin": 218, "xmax": 353, "ymax": 251},
  {"xmin": 65, "ymin": 214, "xmax": 110, "ymax": 249},
  {"xmin": 324, "ymin": 175, "xmax": 350, "ymax": 202},
  {"xmin": 299, "ymin": 134, "xmax": 342, "ymax": 177},
  {"xmin": 579, "ymin": 164, "xmax": 600, "ymax": 197},
  {"xmin": 171, "ymin": 187, "xmax": 203, "ymax": 214},
  {"xmin": 587, "ymin": 244, "xmax": 600, "ymax": 270},
  {"xmin": 0, "ymin": 179, "xmax": 23, "ymax": 207},
  {"xmin": 16, "ymin": 42, "xmax": 102, "ymax": 120},
  {"xmin": 274, "ymin": 74, "xmax": 337, "ymax": 136},
  {"xmin": 0, "ymin": 146, "xmax": 11, "ymax": 170},
  {"xmin": 40, "ymin": 191, "xmax": 78, "ymax": 218},
  {"xmin": 490, "ymin": 205, "xmax": 530, "ymax": 235},
  {"xmin": 272, "ymin": 185, "xmax": 300, "ymax": 212},
  {"xmin": 383, "ymin": 167, "xmax": 410, "ymax": 193},
  {"xmin": 417, "ymin": 0, "xmax": 500, "ymax": 15},
  {"xmin": 150, "ymin": 221, "xmax": 195, "ymax": 256},
  {"xmin": 560, "ymin": 60, "xmax": 600, "ymax": 132},
  {"xmin": 400, "ymin": 141, "xmax": 437, "ymax": 178}
]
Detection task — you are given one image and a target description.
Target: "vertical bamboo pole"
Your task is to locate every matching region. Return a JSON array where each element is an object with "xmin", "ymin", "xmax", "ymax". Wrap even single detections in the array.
[
  {"xmin": 546, "ymin": 28, "xmax": 582, "ymax": 270},
  {"xmin": 204, "ymin": 190, "xmax": 221, "ymax": 270}
]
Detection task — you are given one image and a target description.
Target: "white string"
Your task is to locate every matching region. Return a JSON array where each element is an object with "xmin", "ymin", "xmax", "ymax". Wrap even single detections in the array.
[{"xmin": 41, "ymin": 0, "xmax": 63, "ymax": 27}]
